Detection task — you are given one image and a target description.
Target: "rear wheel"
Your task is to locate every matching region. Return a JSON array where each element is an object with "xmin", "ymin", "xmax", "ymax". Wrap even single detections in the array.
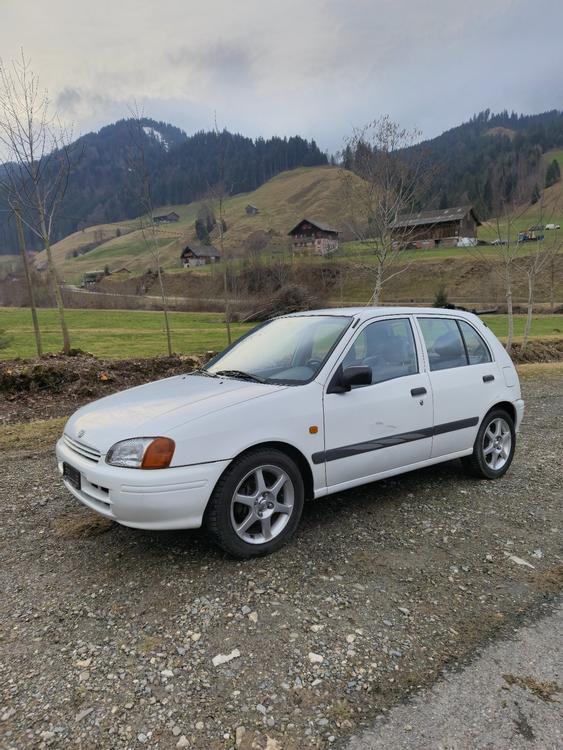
[
  {"xmin": 205, "ymin": 448, "xmax": 304, "ymax": 557},
  {"xmin": 462, "ymin": 408, "xmax": 515, "ymax": 479}
]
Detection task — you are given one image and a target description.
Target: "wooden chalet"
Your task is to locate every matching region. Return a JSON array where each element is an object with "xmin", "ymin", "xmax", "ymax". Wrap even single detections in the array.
[
  {"xmin": 153, "ymin": 211, "xmax": 180, "ymax": 224},
  {"xmin": 245, "ymin": 204, "xmax": 259, "ymax": 216},
  {"xmin": 180, "ymin": 243, "xmax": 221, "ymax": 268},
  {"xmin": 391, "ymin": 205, "xmax": 481, "ymax": 248},
  {"xmin": 288, "ymin": 218, "xmax": 339, "ymax": 256}
]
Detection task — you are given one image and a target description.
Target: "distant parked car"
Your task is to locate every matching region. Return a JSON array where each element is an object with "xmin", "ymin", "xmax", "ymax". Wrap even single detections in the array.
[
  {"xmin": 56, "ymin": 308, "xmax": 524, "ymax": 557},
  {"xmin": 545, "ymin": 223, "xmax": 561, "ymax": 230},
  {"xmin": 491, "ymin": 238, "xmax": 508, "ymax": 245}
]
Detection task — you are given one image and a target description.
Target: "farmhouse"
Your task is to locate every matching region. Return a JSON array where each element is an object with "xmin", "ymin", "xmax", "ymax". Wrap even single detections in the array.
[
  {"xmin": 180, "ymin": 243, "xmax": 221, "ymax": 268},
  {"xmin": 82, "ymin": 270, "xmax": 105, "ymax": 286},
  {"xmin": 391, "ymin": 205, "xmax": 481, "ymax": 248},
  {"xmin": 245, "ymin": 204, "xmax": 259, "ymax": 215},
  {"xmin": 288, "ymin": 218, "xmax": 339, "ymax": 256},
  {"xmin": 153, "ymin": 211, "xmax": 180, "ymax": 224}
]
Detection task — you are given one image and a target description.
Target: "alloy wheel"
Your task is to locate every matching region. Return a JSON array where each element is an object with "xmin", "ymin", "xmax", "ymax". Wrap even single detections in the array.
[
  {"xmin": 230, "ymin": 464, "xmax": 295, "ymax": 545},
  {"xmin": 482, "ymin": 416, "xmax": 512, "ymax": 471}
]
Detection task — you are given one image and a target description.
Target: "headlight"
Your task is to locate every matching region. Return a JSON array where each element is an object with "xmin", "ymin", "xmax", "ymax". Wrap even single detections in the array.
[{"xmin": 106, "ymin": 437, "xmax": 175, "ymax": 469}]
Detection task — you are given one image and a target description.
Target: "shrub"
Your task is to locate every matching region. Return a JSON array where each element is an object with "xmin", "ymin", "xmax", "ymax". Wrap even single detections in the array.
[{"xmin": 433, "ymin": 284, "xmax": 448, "ymax": 308}]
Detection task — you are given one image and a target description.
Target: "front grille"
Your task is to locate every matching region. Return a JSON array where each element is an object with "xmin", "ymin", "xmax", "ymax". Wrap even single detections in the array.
[{"xmin": 63, "ymin": 434, "xmax": 102, "ymax": 463}]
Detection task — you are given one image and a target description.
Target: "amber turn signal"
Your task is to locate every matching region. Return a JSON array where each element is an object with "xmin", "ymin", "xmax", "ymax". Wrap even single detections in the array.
[{"xmin": 142, "ymin": 437, "xmax": 175, "ymax": 469}]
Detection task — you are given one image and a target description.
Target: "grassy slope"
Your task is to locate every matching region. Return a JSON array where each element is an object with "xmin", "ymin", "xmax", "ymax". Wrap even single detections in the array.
[
  {"xmin": 39, "ymin": 166, "xmax": 359, "ymax": 281},
  {"xmin": 1, "ymin": 307, "xmax": 562, "ymax": 360}
]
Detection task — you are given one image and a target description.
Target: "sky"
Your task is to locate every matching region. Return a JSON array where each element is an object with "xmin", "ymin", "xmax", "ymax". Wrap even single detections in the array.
[{"xmin": 1, "ymin": 0, "xmax": 562, "ymax": 153}]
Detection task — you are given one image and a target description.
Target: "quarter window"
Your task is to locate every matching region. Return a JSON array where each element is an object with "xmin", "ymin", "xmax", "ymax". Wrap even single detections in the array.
[
  {"xmin": 342, "ymin": 318, "xmax": 418, "ymax": 385},
  {"xmin": 458, "ymin": 321, "xmax": 492, "ymax": 364},
  {"xmin": 418, "ymin": 318, "xmax": 467, "ymax": 371}
]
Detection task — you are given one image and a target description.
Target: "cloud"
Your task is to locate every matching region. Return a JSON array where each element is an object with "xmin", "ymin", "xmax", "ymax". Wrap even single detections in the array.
[{"xmin": 0, "ymin": 0, "xmax": 561, "ymax": 151}]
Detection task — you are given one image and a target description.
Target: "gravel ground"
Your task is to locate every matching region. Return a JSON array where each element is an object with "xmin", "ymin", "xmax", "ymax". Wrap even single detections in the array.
[
  {"xmin": 346, "ymin": 602, "xmax": 562, "ymax": 749},
  {"xmin": 0, "ymin": 367, "xmax": 562, "ymax": 750}
]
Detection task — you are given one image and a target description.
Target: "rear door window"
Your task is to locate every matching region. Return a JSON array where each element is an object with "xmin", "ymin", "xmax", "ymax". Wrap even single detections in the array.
[
  {"xmin": 418, "ymin": 318, "xmax": 467, "ymax": 371},
  {"xmin": 458, "ymin": 321, "xmax": 492, "ymax": 364}
]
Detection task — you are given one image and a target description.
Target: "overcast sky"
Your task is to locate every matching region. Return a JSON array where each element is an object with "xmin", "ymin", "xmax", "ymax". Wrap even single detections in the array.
[{"xmin": 2, "ymin": 0, "xmax": 562, "ymax": 152}]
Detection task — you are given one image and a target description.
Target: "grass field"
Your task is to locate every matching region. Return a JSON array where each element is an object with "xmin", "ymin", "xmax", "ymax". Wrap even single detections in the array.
[
  {"xmin": 1, "ymin": 307, "xmax": 562, "ymax": 360},
  {"xmin": 0, "ymin": 308, "xmax": 251, "ymax": 360}
]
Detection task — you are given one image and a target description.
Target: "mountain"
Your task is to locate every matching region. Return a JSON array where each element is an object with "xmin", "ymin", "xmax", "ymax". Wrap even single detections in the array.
[
  {"xmin": 0, "ymin": 118, "xmax": 328, "ymax": 254},
  {"xmin": 411, "ymin": 110, "xmax": 563, "ymax": 217}
]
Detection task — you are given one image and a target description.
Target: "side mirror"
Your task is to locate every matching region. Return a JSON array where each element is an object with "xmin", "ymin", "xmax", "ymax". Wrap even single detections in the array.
[{"xmin": 328, "ymin": 365, "xmax": 372, "ymax": 394}]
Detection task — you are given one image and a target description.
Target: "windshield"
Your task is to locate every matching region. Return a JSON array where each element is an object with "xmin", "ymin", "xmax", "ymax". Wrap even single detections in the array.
[{"xmin": 206, "ymin": 315, "xmax": 352, "ymax": 384}]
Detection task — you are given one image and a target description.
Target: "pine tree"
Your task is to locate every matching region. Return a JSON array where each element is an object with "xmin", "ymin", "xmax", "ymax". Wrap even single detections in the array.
[
  {"xmin": 531, "ymin": 183, "xmax": 541, "ymax": 204},
  {"xmin": 545, "ymin": 159, "xmax": 561, "ymax": 188}
]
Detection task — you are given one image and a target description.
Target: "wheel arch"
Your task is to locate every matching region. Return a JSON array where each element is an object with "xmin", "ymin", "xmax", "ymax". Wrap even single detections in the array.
[
  {"xmin": 487, "ymin": 400, "xmax": 516, "ymax": 424},
  {"xmin": 212, "ymin": 441, "xmax": 315, "ymax": 502}
]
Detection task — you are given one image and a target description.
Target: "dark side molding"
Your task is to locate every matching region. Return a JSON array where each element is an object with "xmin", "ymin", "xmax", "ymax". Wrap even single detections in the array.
[{"xmin": 311, "ymin": 417, "xmax": 479, "ymax": 464}]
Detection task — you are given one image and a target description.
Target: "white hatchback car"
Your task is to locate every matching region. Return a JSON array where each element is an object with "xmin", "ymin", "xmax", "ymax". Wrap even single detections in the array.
[{"xmin": 56, "ymin": 308, "xmax": 524, "ymax": 557}]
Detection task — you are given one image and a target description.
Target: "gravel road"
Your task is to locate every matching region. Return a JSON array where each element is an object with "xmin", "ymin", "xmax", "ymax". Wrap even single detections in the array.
[
  {"xmin": 1, "ymin": 367, "xmax": 562, "ymax": 750},
  {"xmin": 346, "ymin": 603, "xmax": 562, "ymax": 749}
]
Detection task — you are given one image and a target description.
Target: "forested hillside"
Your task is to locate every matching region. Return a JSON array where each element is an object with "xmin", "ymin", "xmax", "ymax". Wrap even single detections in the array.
[
  {"xmin": 0, "ymin": 119, "xmax": 327, "ymax": 253},
  {"xmin": 343, "ymin": 109, "xmax": 563, "ymax": 218}
]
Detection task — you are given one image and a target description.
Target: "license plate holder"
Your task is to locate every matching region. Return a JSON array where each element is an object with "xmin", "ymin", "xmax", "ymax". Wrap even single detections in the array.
[{"xmin": 63, "ymin": 462, "xmax": 81, "ymax": 490}]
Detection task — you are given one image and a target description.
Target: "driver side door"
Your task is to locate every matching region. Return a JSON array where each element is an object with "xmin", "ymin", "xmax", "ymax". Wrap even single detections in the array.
[{"xmin": 320, "ymin": 317, "xmax": 433, "ymax": 490}]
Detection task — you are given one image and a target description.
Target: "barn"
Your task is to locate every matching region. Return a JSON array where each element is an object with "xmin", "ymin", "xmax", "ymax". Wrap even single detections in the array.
[
  {"xmin": 153, "ymin": 211, "xmax": 180, "ymax": 224},
  {"xmin": 180, "ymin": 243, "xmax": 221, "ymax": 268},
  {"xmin": 288, "ymin": 218, "xmax": 339, "ymax": 256},
  {"xmin": 391, "ymin": 205, "xmax": 481, "ymax": 248}
]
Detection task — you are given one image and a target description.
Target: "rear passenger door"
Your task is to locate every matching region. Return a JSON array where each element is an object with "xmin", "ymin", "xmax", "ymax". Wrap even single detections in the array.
[{"xmin": 415, "ymin": 316, "xmax": 498, "ymax": 458}]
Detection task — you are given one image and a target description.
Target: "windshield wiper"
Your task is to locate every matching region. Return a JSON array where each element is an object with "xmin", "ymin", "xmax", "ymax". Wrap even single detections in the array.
[
  {"xmin": 215, "ymin": 369, "xmax": 265, "ymax": 383},
  {"xmin": 188, "ymin": 368, "xmax": 218, "ymax": 378}
]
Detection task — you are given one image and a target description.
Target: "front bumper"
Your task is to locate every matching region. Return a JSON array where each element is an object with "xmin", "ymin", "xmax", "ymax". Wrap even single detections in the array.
[{"xmin": 56, "ymin": 438, "xmax": 229, "ymax": 530}]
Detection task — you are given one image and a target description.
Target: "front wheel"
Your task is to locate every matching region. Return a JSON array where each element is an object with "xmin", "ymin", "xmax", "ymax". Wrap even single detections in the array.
[
  {"xmin": 205, "ymin": 448, "xmax": 305, "ymax": 557},
  {"xmin": 462, "ymin": 408, "xmax": 515, "ymax": 479}
]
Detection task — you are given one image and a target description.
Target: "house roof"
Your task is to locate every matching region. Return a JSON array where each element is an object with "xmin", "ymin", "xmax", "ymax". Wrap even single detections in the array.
[
  {"xmin": 391, "ymin": 205, "xmax": 481, "ymax": 229},
  {"xmin": 288, "ymin": 218, "xmax": 339, "ymax": 235},
  {"xmin": 246, "ymin": 203, "xmax": 258, "ymax": 209},
  {"xmin": 154, "ymin": 211, "xmax": 180, "ymax": 220},
  {"xmin": 181, "ymin": 243, "xmax": 220, "ymax": 258}
]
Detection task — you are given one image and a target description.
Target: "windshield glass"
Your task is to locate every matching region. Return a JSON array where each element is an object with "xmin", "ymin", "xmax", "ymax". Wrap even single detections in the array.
[{"xmin": 206, "ymin": 315, "xmax": 352, "ymax": 384}]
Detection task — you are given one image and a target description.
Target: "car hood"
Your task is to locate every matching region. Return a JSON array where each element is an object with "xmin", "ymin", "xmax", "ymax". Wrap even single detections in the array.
[{"xmin": 63, "ymin": 374, "xmax": 286, "ymax": 454}]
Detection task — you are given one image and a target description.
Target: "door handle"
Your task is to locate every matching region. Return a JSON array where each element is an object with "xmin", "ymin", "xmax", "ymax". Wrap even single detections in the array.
[
  {"xmin": 411, "ymin": 387, "xmax": 427, "ymax": 397},
  {"xmin": 482, "ymin": 375, "xmax": 495, "ymax": 383}
]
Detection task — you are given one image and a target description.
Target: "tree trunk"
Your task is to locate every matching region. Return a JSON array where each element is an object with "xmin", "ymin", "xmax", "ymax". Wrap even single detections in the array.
[
  {"xmin": 37, "ymin": 201, "xmax": 71, "ymax": 354},
  {"xmin": 505, "ymin": 269, "xmax": 514, "ymax": 355},
  {"xmin": 521, "ymin": 272, "xmax": 534, "ymax": 354},
  {"xmin": 371, "ymin": 261, "xmax": 384, "ymax": 306},
  {"xmin": 218, "ymin": 199, "xmax": 232, "ymax": 345},
  {"xmin": 156, "ymin": 263, "xmax": 173, "ymax": 356},
  {"xmin": 15, "ymin": 206, "xmax": 42, "ymax": 357}
]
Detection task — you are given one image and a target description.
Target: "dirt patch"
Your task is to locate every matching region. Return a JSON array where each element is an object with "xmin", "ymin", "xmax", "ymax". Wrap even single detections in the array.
[
  {"xmin": 502, "ymin": 674, "xmax": 560, "ymax": 702},
  {"xmin": 0, "ymin": 351, "xmax": 212, "ymax": 424},
  {"xmin": 510, "ymin": 338, "xmax": 563, "ymax": 363},
  {"xmin": 53, "ymin": 511, "xmax": 115, "ymax": 539}
]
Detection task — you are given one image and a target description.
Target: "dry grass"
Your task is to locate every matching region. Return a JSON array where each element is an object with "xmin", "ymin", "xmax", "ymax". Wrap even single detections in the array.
[
  {"xmin": 0, "ymin": 417, "xmax": 66, "ymax": 452},
  {"xmin": 516, "ymin": 361, "xmax": 563, "ymax": 378},
  {"xmin": 502, "ymin": 673, "xmax": 560, "ymax": 702}
]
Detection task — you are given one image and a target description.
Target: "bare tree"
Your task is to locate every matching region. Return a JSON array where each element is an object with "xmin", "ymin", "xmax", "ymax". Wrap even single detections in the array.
[
  {"xmin": 127, "ymin": 109, "xmax": 173, "ymax": 356},
  {"xmin": 209, "ymin": 118, "xmax": 232, "ymax": 345},
  {"xmin": 0, "ymin": 51, "xmax": 73, "ymax": 353},
  {"xmin": 14, "ymin": 204, "xmax": 42, "ymax": 355},
  {"xmin": 340, "ymin": 116, "xmax": 431, "ymax": 304}
]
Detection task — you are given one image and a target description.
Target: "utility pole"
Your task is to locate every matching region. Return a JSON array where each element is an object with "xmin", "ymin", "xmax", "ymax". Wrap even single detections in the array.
[{"xmin": 14, "ymin": 204, "xmax": 43, "ymax": 357}]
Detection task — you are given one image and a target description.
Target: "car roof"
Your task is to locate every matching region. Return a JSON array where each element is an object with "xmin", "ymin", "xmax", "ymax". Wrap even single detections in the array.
[{"xmin": 286, "ymin": 306, "xmax": 481, "ymax": 322}]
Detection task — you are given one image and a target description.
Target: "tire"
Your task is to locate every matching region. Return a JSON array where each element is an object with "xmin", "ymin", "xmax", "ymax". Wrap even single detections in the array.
[
  {"xmin": 205, "ymin": 448, "xmax": 305, "ymax": 558},
  {"xmin": 461, "ymin": 408, "xmax": 516, "ymax": 479}
]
